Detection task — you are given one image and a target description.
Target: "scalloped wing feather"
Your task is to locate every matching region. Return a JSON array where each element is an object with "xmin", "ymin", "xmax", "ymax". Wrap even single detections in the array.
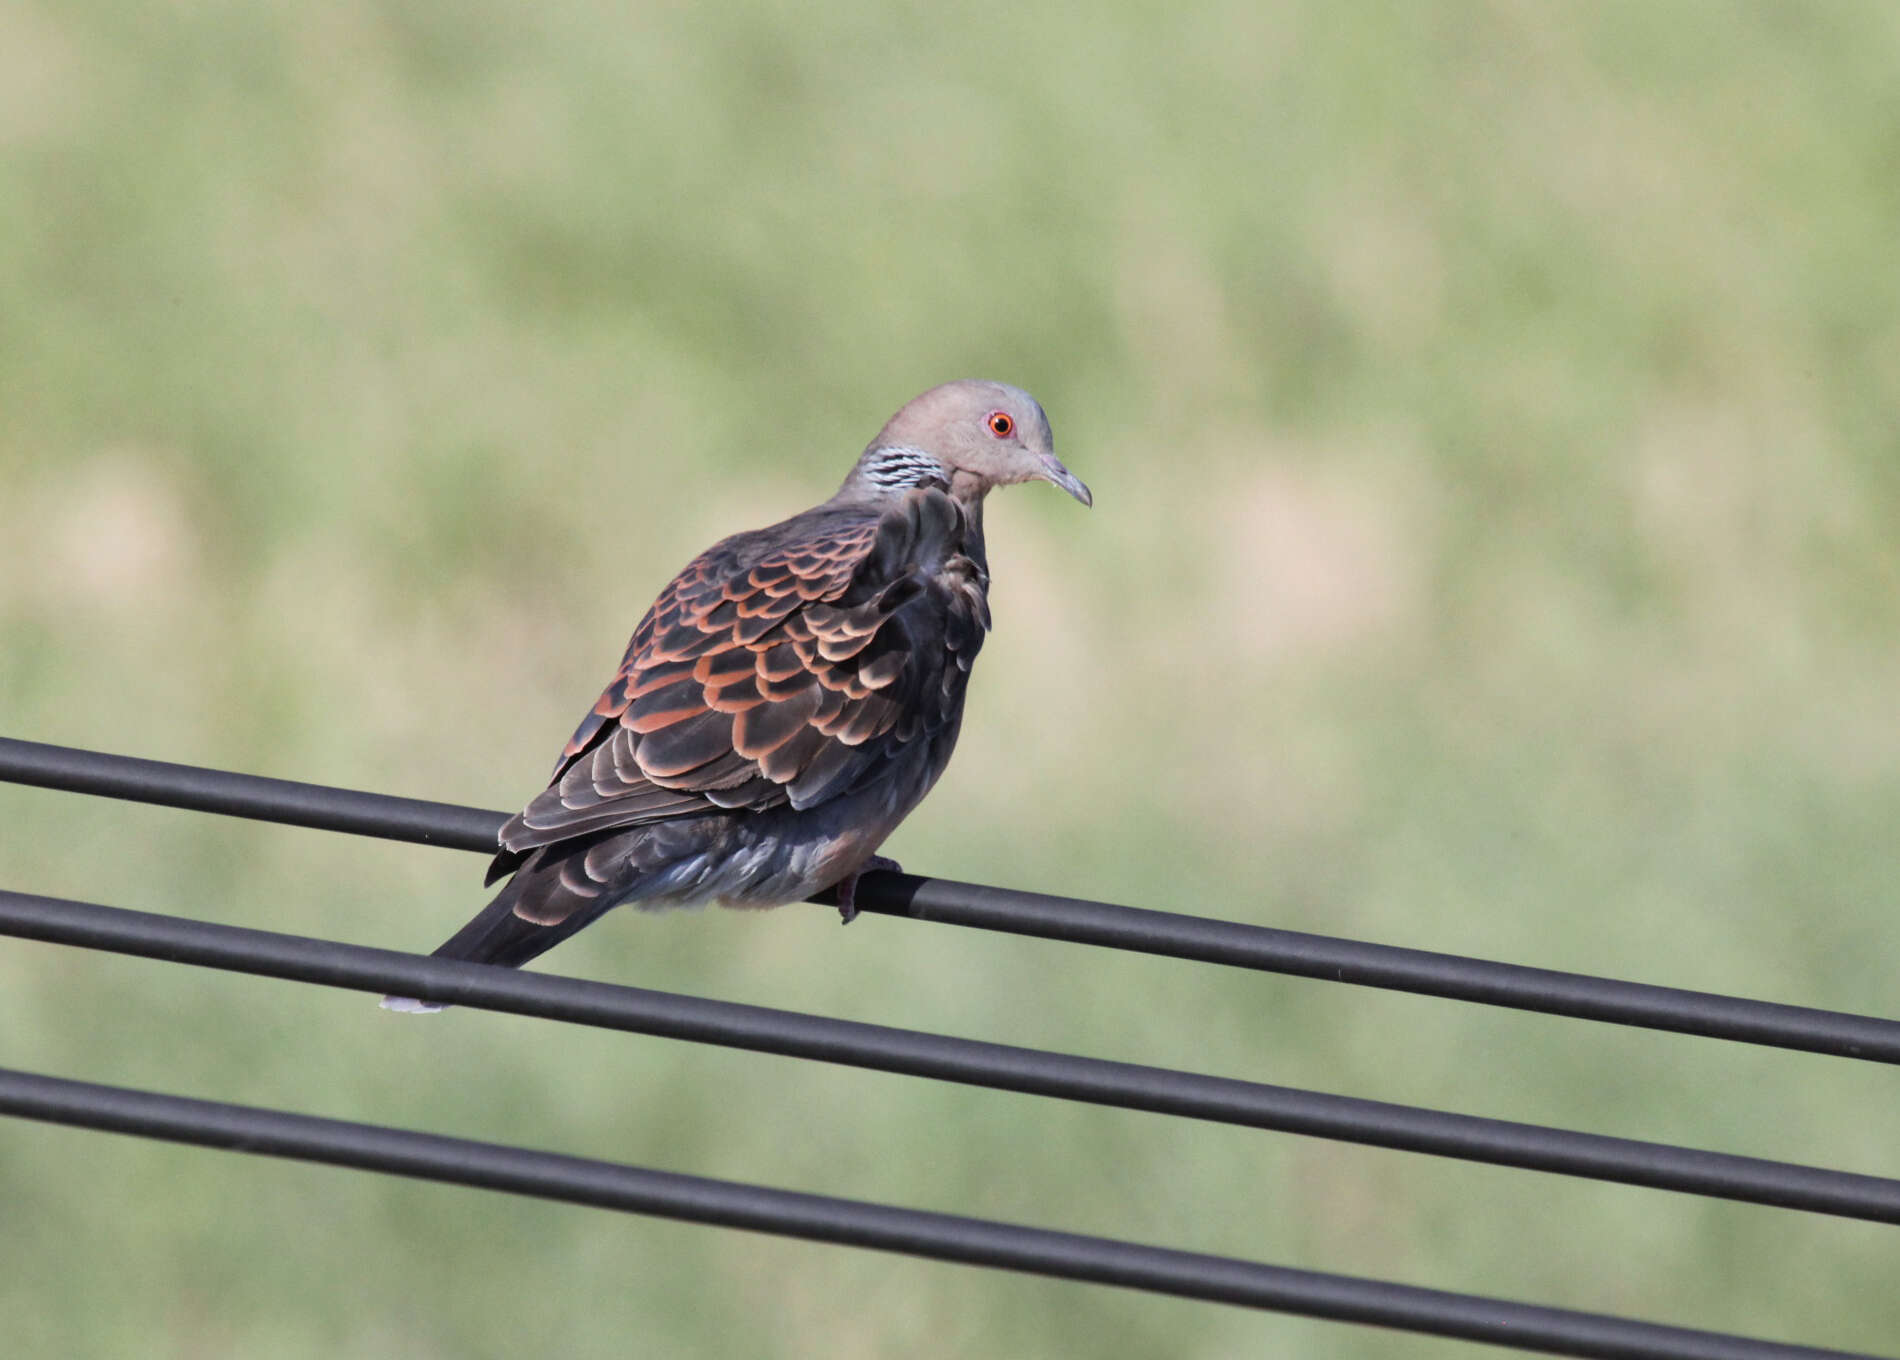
[{"xmin": 495, "ymin": 489, "xmax": 987, "ymax": 861}]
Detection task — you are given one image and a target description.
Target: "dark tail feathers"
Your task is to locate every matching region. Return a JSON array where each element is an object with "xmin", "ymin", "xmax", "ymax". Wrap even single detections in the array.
[{"xmin": 380, "ymin": 866, "xmax": 612, "ymax": 1012}]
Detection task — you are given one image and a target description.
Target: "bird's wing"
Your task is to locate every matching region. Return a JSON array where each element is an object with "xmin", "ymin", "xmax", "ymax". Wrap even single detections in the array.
[{"xmin": 489, "ymin": 489, "xmax": 985, "ymax": 879}]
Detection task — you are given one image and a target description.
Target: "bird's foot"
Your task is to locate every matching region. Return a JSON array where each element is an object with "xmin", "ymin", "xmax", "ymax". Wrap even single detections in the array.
[{"xmin": 835, "ymin": 855, "xmax": 904, "ymax": 924}]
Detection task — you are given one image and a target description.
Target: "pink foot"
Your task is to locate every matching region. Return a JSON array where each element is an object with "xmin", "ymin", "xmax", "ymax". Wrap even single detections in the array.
[{"xmin": 835, "ymin": 855, "xmax": 903, "ymax": 924}]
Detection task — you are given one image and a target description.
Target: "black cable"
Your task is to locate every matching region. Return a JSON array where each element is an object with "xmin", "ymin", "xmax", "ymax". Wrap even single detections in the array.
[
  {"xmin": 4, "ymin": 736, "xmax": 1898, "ymax": 1064},
  {"xmin": 5, "ymin": 889, "xmax": 1898, "ymax": 1225},
  {"xmin": 0, "ymin": 736, "xmax": 501, "ymax": 850},
  {"xmin": 0, "ymin": 1066, "xmax": 1880, "ymax": 1360}
]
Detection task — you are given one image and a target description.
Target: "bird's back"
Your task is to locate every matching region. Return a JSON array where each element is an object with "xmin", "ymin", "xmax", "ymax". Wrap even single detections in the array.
[{"xmin": 486, "ymin": 486, "xmax": 991, "ymax": 916}]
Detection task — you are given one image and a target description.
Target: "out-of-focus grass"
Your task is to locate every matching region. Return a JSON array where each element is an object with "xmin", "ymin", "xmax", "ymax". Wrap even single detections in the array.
[{"xmin": 4, "ymin": 2, "xmax": 1899, "ymax": 1356}]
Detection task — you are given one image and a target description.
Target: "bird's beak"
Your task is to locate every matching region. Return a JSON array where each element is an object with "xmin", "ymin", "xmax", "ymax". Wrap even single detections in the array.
[{"xmin": 1035, "ymin": 453, "xmax": 1093, "ymax": 507}]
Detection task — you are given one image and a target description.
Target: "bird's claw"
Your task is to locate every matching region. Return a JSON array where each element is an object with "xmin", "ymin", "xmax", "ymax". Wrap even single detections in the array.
[{"xmin": 835, "ymin": 855, "xmax": 904, "ymax": 924}]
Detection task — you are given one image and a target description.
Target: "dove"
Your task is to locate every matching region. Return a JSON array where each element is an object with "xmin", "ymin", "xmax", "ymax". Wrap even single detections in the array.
[{"xmin": 384, "ymin": 380, "xmax": 1089, "ymax": 1009}]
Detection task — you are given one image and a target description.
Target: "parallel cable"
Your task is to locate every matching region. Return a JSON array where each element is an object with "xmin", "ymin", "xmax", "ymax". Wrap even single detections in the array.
[
  {"xmin": 4, "ymin": 888, "xmax": 1899, "ymax": 1225},
  {"xmin": 0, "ymin": 1065, "xmax": 1881, "ymax": 1360},
  {"xmin": 0, "ymin": 736, "xmax": 500, "ymax": 851},
  {"xmin": 4, "ymin": 736, "xmax": 1898, "ymax": 1063},
  {"xmin": 2, "ymin": 737, "xmax": 1891, "ymax": 1356}
]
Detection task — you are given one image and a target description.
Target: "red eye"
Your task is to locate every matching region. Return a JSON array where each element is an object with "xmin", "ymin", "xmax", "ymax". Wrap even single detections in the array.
[{"xmin": 987, "ymin": 411, "xmax": 1015, "ymax": 438}]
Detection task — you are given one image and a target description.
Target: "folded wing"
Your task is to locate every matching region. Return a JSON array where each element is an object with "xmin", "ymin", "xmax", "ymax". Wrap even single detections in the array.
[{"xmin": 486, "ymin": 488, "xmax": 986, "ymax": 884}]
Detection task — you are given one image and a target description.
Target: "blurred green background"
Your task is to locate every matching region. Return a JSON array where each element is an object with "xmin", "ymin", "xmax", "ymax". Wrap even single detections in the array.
[{"xmin": 3, "ymin": 1, "xmax": 1898, "ymax": 1355}]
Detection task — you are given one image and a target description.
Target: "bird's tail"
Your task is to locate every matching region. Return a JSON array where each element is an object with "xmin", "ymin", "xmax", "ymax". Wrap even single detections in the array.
[{"xmin": 380, "ymin": 864, "xmax": 611, "ymax": 1013}]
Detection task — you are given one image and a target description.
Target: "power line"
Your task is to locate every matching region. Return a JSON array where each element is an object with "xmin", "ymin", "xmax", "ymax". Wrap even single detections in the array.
[
  {"xmin": 0, "ymin": 736, "xmax": 499, "ymax": 851},
  {"xmin": 4, "ymin": 736, "xmax": 1898, "ymax": 1064},
  {"xmin": 5, "ymin": 888, "xmax": 1898, "ymax": 1225},
  {"xmin": 0, "ymin": 1065, "xmax": 1880, "ymax": 1360},
  {"xmin": 2, "ymin": 736, "xmax": 1892, "ymax": 1356}
]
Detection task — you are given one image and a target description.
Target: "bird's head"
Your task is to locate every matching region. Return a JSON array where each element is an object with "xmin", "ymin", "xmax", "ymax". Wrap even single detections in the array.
[{"xmin": 846, "ymin": 380, "xmax": 1092, "ymax": 508}]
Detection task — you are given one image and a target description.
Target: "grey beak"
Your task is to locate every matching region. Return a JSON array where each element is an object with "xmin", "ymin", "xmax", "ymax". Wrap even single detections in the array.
[{"xmin": 1036, "ymin": 454, "xmax": 1093, "ymax": 508}]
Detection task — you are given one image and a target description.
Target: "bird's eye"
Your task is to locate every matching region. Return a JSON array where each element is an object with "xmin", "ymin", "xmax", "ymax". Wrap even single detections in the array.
[{"xmin": 987, "ymin": 411, "xmax": 1015, "ymax": 438}]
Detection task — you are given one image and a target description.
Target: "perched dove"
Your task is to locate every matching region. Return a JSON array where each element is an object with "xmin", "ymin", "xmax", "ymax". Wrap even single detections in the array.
[{"xmin": 384, "ymin": 380, "xmax": 1089, "ymax": 1009}]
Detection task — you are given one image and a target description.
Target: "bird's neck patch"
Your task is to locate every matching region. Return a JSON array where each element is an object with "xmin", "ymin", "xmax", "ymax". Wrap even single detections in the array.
[{"xmin": 858, "ymin": 444, "xmax": 950, "ymax": 493}]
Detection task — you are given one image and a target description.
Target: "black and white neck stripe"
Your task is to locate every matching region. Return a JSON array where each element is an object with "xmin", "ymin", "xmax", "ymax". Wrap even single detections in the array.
[{"xmin": 858, "ymin": 444, "xmax": 950, "ymax": 493}]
